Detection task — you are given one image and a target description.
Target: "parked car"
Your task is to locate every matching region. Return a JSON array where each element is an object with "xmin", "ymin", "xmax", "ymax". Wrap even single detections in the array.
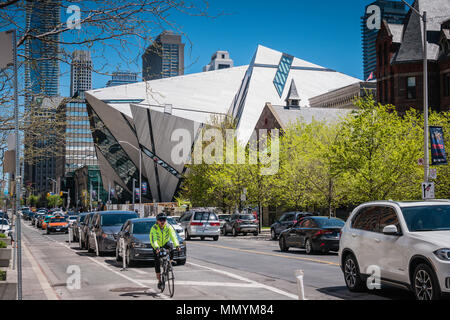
[
  {"xmin": 67, "ymin": 215, "xmax": 78, "ymax": 227},
  {"xmin": 116, "ymin": 217, "xmax": 187, "ymax": 267},
  {"xmin": 223, "ymin": 213, "xmax": 259, "ymax": 237},
  {"xmin": 71, "ymin": 213, "xmax": 88, "ymax": 242},
  {"xmin": 79, "ymin": 212, "xmax": 96, "ymax": 249},
  {"xmin": 179, "ymin": 210, "xmax": 220, "ymax": 241},
  {"xmin": 0, "ymin": 218, "xmax": 11, "ymax": 237},
  {"xmin": 339, "ymin": 200, "xmax": 450, "ymax": 300},
  {"xmin": 218, "ymin": 214, "xmax": 231, "ymax": 234},
  {"xmin": 279, "ymin": 216, "xmax": 344, "ymax": 254},
  {"xmin": 32, "ymin": 212, "xmax": 45, "ymax": 226},
  {"xmin": 171, "ymin": 216, "xmax": 181, "ymax": 223},
  {"xmin": 41, "ymin": 215, "xmax": 55, "ymax": 230},
  {"xmin": 270, "ymin": 211, "xmax": 313, "ymax": 240},
  {"xmin": 87, "ymin": 211, "xmax": 139, "ymax": 255},
  {"xmin": 46, "ymin": 216, "xmax": 69, "ymax": 234},
  {"xmin": 167, "ymin": 217, "xmax": 185, "ymax": 239},
  {"xmin": 36, "ymin": 214, "xmax": 48, "ymax": 229}
]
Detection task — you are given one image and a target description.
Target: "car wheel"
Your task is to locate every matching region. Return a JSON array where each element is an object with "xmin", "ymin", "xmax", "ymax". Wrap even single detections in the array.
[
  {"xmin": 185, "ymin": 229, "xmax": 191, "ymax": 240},
  {"xmin": 200, "ymin": 236, "xmax": 205, "ymax": 241},
  {"xmin": 213, "ymin": 236, "xmax": 219, "ymax": 241},
  {"xmin": 271, "ymin": 229, "xmax": 277, "ymax": 240},
  {"xmin": 46, "ymin": 229, "xmax": 50, "ymax": 235},
  {"xmin": 126, "ymin": 248, "xmax": 135, "ymax": 267},
  {"xmin": 176, "ymin": 259, "xmax": 186, "ymax": 266},
  {"xmin": 232, "ymin": 227, "xmax": 237, "ymax": 237},
  {"xmin": 279, "ymin": 236, "xmax": 289, "ymax": 252},
  {"xmin": 253, "ymin": 231, "xmax": 258, "ymax": 236},
  {"xmin": 343, "ymin": 254, "xmax": 366, "ymax": 292},
  {"xmin": 223, "ymin": 227, "xmax": 228, "ymax": 236},
  {"xmin": 413, "ymin": 264, "xmax": 441, "ymax": 300},
  {"xmin": 87, "ymin": 239, "xmax": 94, "ymax": 253},
  {"xmin": 115, "ymin": 247, "xmax": 122, "ymax": 262},
  {"xmin": 305, "ymin": 239, "xmax": 315, "ymax": 255}
]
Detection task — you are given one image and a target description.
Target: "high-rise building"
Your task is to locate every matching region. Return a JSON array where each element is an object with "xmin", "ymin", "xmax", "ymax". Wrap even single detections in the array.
[
  {"xmin": 142, "ymin": 31, "xmax": 185, "ymax": 80},
  {"xmin": 71, "ymin": 50, "xmax": 92, "ymax": 96},
  {"xmin": 106, "ymin": 71, "xmax": 139, "ymax": 87},
  {"xmin": 56, "ymin": 92, "xmax": 98, "ymax": 204},
  {"xmin": 24, "ymin": 0, "xmax": 62, "ymax": 194},
  {"xmin": 203, "ymin": 51, "xmax": 234, "ymax": 72},
  {"xmin": 361, "ymin": 0, "xmax": 407, "ymax": 81}
]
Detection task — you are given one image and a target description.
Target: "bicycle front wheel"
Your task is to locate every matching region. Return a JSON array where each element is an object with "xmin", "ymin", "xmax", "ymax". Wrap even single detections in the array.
[
  {"xmin": 166, "ymin": 265, "xmax": 175, "ymax": 298},
  {"xmin": 159, "ymin": 259, "xmax": 166, "ymax": 293}
]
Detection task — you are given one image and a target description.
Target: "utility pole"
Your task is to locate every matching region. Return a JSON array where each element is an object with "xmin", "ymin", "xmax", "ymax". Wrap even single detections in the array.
[{"xmin": 400, "ymin": 0, "xmax": 429, "ymax": 187}]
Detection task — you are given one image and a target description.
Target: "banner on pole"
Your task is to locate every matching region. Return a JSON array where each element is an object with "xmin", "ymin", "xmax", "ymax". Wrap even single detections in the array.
[
  {"xmin": 141, "ymin": 182, "xmax": 147, "ymax": 195},
  {"xmin": 429, "ymin": 126, "xmax": 447, "ymax": 165},
  {"xmin": 0, "ymin": 30, "xmax": 13, "ymax": 70}
]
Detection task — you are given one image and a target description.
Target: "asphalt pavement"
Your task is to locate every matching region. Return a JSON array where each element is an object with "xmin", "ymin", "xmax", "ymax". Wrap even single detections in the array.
[{"xmin": 18, "ymin": 220, "xmax": 415, "ymax": 300}]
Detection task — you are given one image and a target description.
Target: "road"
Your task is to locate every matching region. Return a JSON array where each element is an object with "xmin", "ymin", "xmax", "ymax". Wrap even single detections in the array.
[{"xmin": 18, "ymin": 220, "xmax": 415, "ymax": 300}]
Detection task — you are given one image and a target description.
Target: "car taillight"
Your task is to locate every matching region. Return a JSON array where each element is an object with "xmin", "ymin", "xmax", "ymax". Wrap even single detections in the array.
[
  {"xmin": 209, "ymin": 222, "xmax": 220, "ymax": 226},
  {"xmin": 293, "ymin": 220, "xmax": 297, "ymax": 224},
  {"xmin": 236, "ymin": 220, "xmax": 242, "ymax": 223},
  {"xmin": 314, "ymin": 230, "xmax": 333, "ymax": 237},
  {"xmin": 190, "ymin": 222, "xmax": 203, "ymax": 226}
]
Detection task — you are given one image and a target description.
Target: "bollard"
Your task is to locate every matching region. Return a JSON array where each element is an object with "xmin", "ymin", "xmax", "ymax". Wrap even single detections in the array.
[
  {"xmin": 92, "ymin": 231, "xmax": 99, "ymax": 256},
  {"xmin": 68, "ymin": 226, "xmax": 72, "ymax": 245},
  {"xmin": 79, "ymin": 231, "xmax": 82, "ymax": 249},
  {"xmin": 295, "ymin": 270, "xmax": 307, "ymax": 300},
  {"xmin": 121, "ymin": 238, "xmax": 127, "ymax": 270}
]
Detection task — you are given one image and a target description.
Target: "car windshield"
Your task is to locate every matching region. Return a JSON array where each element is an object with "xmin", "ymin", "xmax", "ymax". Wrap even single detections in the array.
[
  {"xmin": 0, "ymin": 219, "xmax": 8, "ymax": 225},
  {"xmin": 51, "ymin": 218, "xmax": 67, "ymax": 223},
  {"xmin": 238, "ymin": 215, "xmax": 254, "ymax": 220},
  {"xmin": 69, "ymin": 216, "xmax": 77, "ymax": 220},
  {"xmin": 101, "ymin": 213, "xmax": 138, "ymax": 226},
  {"xmin": 218, "ymin": 215, "xmax": 230, "ymax": 220},
  {"xmin": 315, "ymin": 218, "xmax": 345, "ymax": 228},
  {"xmin": 132, "ymin": 221, "xmax": 156, "ymax": 234},
  {"xmin": 193, "ymin": 212, "xmax": 218, "ymax": 221},
  {"xmin": 167, "ymin": 217, "xmax": 178, "ymax": 225},
  {"xmin": 402, "ymin": 205, "xmax": 450, "ymax": 232}
]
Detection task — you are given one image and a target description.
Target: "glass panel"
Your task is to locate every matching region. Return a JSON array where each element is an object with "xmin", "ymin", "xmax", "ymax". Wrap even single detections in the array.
[{"xmin": 273, "ymin": 54, "xmax": 294, "ymax": 97}]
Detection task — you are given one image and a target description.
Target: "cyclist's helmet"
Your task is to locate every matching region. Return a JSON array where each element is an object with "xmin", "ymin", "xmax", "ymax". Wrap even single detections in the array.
[{"xmin": 156, "ymin": 213, "xmax": 167, "ymax": 221}]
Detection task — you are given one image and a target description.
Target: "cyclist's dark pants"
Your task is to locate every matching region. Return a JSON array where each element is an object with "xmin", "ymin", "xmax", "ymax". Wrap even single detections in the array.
[{"xmin": 153, "ymin": 243, "xmax": 173, "ymax": 274}]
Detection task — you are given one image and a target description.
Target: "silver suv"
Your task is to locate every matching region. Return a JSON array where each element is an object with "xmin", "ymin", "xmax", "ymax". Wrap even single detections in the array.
[
  {"xmin": 179, "ymin": 210, "xmax": 220, "ymax": 241},
  {"xmin": 339, "ymin": 200, "xmax": 450, "ymax": 300}
]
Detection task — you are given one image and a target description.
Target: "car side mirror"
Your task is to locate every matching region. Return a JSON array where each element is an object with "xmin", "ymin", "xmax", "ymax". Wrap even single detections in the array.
[{"xmin": 383, "ymin": 225, "xmax": 399, "ymax": 235}]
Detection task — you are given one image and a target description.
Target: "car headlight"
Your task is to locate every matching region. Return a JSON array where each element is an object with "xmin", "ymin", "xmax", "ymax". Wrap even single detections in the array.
[
  {"xmin": 434, "ymin": 249, "xmax": 450, "ymax": 261},
  {"xmin": 102, "ymin": 233, "xmax": 115, "ymax": 240}
]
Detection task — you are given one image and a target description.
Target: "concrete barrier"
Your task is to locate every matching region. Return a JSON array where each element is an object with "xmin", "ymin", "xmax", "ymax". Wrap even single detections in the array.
[
  {"xmin": 0, "ymin": 246, "xmax": 12, "ymax": 268},
  {"xmin": 0, "ymin": 268, "xmax": 17, "ymax": 300}
]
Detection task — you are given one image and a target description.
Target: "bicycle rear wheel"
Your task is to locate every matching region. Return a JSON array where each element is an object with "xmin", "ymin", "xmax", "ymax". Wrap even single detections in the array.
[{"xmin": 166, "ymin": 265, "xmax": 175, "ymax": 298}]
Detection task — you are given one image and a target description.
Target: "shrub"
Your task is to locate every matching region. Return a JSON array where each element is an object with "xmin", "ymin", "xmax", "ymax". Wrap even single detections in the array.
[
  {"xmin": 0, "ymin": 233, "xmax": 6, "ymax": 238},
  {"xmin": 0, "ymin": 241, "xmax": 7, "ymax": 248},
  {"xmin": 0, "ymin": 270, "xmax": 6, "ymax": 281}
]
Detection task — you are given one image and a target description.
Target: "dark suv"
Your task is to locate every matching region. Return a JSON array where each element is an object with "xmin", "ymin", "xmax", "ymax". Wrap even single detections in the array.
[
  {"xmin": 270, "ymin": 211, "xmax": 313, "ymax": 240},
  {"xmin": 87, "ymin": 211, "xmax": 139, "ymax": 255},
  {"xmin": 223, "ymin": 214, "xmax": 259, "ymax": 236}
]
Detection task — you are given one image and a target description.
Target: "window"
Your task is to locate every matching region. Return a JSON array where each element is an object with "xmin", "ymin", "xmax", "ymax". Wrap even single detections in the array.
[
  {"xmin": 352, "ymin": 206, "xmax": 380, "ymax": 233},
  {"xmin": 193, "ymin": 212, "xmax": 218, "ymax": 221},
  {"xmin": 273, "ymin": 54, "xmax": 294, "ymax": 97},
  {"xmin": 378, "ymin": 207, "xmax": 400, "ymax": 233},
  {"xmin": 301, "ymin": 219, "xmax": 316, "ymax": 228},
  {"xmin": 407, "ymin": 77, "xmax": 416, "ymax": 99},
  {"xmin": 401, "ymin": 205, "xmax": 450, "ymax": 232},
  {"xmin": 444, "ymin": 74, "xmax": 450, "ymax": 97}
]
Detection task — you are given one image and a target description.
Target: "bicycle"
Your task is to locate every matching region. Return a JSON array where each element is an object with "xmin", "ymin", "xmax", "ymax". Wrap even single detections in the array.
[{"xmin": 158, "ymin": 248, "xmax": 175, "ymax": 297}]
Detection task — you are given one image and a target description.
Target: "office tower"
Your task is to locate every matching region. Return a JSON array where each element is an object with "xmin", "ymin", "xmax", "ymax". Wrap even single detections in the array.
[
  {"xmin": 71, "ymin": 50, "xmax": 92, "ymax": 96},
  {"xmin": 24, "ymin": 0, "xmax": 62, "ymax": 194},
  {"xmin": 142, "ymin": 31, "xmax": 185, "ymax": 80},
  {"xmin": 361, "ymin": 0, "xmax": 407, "ymax": 80},
  {"xmin": 203, "ymin": 51, "xmax": 234, "ymax": 72},
  {"xmin": 105, "ymin": 71, "xmax": 139, "ymax": 87}
]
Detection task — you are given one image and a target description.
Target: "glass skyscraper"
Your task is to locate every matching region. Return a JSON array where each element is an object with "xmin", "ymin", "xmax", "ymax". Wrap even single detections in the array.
[
  {"xmin": 24, "ymin": 0, "xmax": 61, "ymax": 194},
  {"xmin": 361, "ymin": 0, "xmax": 407, "ymax": 80},
  {"xmin": 105, "ymin": 71, "xmax": 139, "ymax": 87},
  {"xmin": 142, "ymin": 31, "xmax": 185, "ymax": 80}
]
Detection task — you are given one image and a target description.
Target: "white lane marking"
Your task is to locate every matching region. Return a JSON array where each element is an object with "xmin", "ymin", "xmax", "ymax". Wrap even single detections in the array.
[
  {"xmin": 187, "ymin": 261, "xmax": 298, "ymax": 300},
  {"xmin": 130, "ymin": 268, "xmax": 148, "ymax": 275},
  {"xmin": 140, "ymin": 279, "xmax": 262, "ymax": 288},
  {"xmin": 22, "ymin": 239, "xmax": 60, "ymax": 300},
  {"xmin": 86, "ymin": 256, "xmax": 170, "ymax": 300}
]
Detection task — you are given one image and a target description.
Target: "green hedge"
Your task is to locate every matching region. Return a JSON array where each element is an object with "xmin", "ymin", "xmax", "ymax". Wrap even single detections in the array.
[{"xmin": 0, "ymin": 241, "xmax": 7, "ymax": 249}]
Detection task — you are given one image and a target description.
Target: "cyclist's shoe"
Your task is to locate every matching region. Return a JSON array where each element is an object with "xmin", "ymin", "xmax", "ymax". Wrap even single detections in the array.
[{"xmin": 157, "ymin": 281, "xmax": 163, "ymax": 290}]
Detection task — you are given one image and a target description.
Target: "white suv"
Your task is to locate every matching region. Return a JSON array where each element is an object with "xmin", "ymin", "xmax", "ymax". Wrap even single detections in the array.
[{"xmin": 339, "ymin": 201, "xmax": 450, "ymax": 300}]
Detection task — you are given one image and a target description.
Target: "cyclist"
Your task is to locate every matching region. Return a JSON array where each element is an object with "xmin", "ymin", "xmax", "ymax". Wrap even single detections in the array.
[{"xmin": 150, "ymin": 213, "xmax": 181, "ymax": 289}]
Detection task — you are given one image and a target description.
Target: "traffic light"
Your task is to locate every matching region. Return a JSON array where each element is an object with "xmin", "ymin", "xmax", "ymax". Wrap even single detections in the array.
[
  {"xmin": 60, "ymin": 191, "xmax": 63, "ymax": 197},
  {"xmin": 47, "ymin": 192, "xmax": 50, "ymax": 197}
]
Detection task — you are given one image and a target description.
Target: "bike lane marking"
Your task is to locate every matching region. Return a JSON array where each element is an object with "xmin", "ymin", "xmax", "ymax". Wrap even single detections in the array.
[{"xmin": 190, "ymin": 242, "xmax": 340, "ymax": 266}]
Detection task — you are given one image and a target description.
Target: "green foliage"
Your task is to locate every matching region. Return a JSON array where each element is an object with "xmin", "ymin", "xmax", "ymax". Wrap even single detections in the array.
[
  {"xmin": 28, "ymin": 194, "xmax": 39, "ymax": 207},
  {"xmin": 181, "ymin": 97, "xmax": 450, "ymax": 214},
  {"xmin": 0, "ymin": 233, "xmax": 6, "ymax": 238},
  {"xmin": 0, "ymin": 241, "xmax": 7, "ymax": 248},
  {"xmin": 0, "ymin": 270, "xmax": 6, "ymax": 281},
  {"xmin": 46, "ymin": 194, "xmax": 63, "ymax": 208}
]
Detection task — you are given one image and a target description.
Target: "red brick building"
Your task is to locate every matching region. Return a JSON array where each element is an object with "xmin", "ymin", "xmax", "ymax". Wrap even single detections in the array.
[{"xmin": 376, "ymin": 0, "xmax": 450, "ymax": 113}]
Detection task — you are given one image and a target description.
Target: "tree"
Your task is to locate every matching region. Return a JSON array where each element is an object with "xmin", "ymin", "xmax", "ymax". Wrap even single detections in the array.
[
  {"xmin": 47, "ymin": 194, "xmax": 63, "ymax": 208},
  {"xmin": 330, "ymin": 97, "xmax": 423, "ymax": 204}
]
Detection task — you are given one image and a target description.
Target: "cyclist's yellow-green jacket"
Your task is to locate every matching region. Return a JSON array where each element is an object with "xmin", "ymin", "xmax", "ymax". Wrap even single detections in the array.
[{"xmin": 149, "ymin": 223, "xmax": 179, "ymax": 250}]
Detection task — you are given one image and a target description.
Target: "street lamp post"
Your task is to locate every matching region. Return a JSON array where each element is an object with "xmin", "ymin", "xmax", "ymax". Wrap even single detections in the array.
[
  {"xmin": 401, "ymin": 0, "xmax": 429, "ymax": 185},
  {"xmin": 118, "ymin": 141, "xmax": 142, "ymax": 209}
]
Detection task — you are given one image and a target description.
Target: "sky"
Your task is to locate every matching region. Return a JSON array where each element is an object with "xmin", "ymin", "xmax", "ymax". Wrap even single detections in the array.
[{"xmin": 59, "ymin": 0, "xmax": 411, "ymax": 97}]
